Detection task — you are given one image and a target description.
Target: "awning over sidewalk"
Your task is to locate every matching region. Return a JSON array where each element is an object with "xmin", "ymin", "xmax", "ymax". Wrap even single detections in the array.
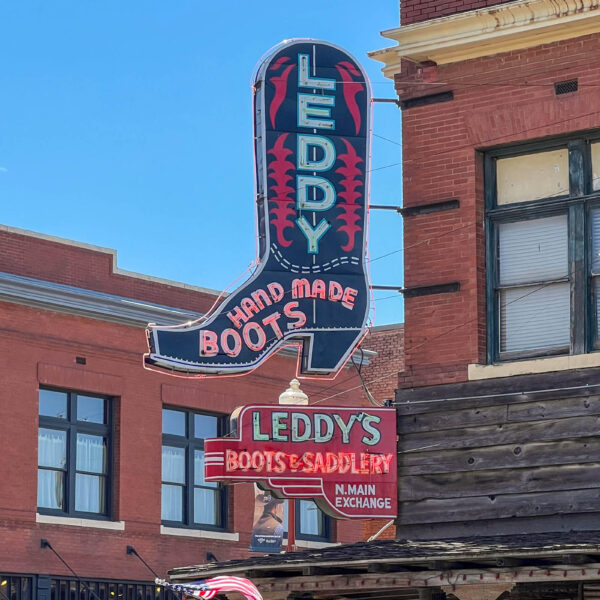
[{"xmin": 169, "ymin": 531, "xmax": 600, "ymax": 600}]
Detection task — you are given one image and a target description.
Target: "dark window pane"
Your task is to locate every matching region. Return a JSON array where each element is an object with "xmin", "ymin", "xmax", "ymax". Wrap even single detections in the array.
[
  {"xmin": 75, "ymin": 474, "xmax": 105, "ymax": 513},
  {"xmin": 162, "ymin": 446, "xmax": 185, "ymax": 483},
  {"xmin": 298, "ymin": 499, "xmax": 323, "ymax": 536},
  {"xmin": 161, "ymin": 484, "xmax": 183, "ymax": 521},
  {"xmin": 162, "ymin": 409, "xmax": 185, "ymax": 436},
  {"xmin": 194, "ymin": 487, "xmax": 218, "ymax": 525},
  {"xmin": 77, "ymin": 395, "xmax": 105, "ymax": 424},
  {"xmin": 194, "ymin": 414, "xmax": 218, "ymax": 439},
  {"xmin": 39, "ymin": 390, "xmax": 67, "ymax": 419},
  {"xmin": 76, "ymin": 434, "xmax": 106, "ymax": 474},
  {"xmin": 21, "ymin": 579, "xmax": 30, "ymax": 600},
  {"xmin": 38, "ymin": 429, "xmax": 66, "ymax": 468}
]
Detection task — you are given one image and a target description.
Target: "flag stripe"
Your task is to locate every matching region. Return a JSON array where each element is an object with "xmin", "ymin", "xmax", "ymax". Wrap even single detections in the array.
[{"xmin": 158, "ymin": 576, "xmax": 262, "ymax": 600}]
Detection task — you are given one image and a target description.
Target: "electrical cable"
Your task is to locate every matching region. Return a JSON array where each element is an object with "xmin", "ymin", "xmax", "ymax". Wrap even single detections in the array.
[
  {"xmin": 351, "ymin": 348, "xmax": 384, "ymax": 407},
  {"xmin": 309, "ymin": 281, "xmax": 557, "ymax": 405}
]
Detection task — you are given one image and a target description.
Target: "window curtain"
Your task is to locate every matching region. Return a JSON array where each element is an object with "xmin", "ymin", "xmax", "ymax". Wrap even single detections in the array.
[
  {"xmin": 75, "ymin": 434, "xmax": 106, "ymax": 513},
  {"xmin": 161, "ymin": 446, "xmax": 185, "ymax": 521},
  {"xmin": 194, "ymin": 450, "xmax": 217, "ymax": 525},
  {"xmin": 38, "ymin": 428, "xmax": 66, "ymax": 509}
]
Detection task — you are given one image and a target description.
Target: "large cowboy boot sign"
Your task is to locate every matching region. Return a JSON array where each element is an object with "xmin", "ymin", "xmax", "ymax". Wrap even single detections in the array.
[{"xmin": 146, "ymin": 40, "xmax": 371, "ymax": 377}]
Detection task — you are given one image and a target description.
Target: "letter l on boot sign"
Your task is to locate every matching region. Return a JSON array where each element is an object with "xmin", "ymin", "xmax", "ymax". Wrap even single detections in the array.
[{"xmin": 203, "ymin": 405, "xmax": 397, "ymax": 520}]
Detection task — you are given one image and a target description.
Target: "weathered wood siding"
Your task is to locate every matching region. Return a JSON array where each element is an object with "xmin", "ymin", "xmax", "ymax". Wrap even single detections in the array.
[{"xmin": 395, "ymin": 369, "xmax": 600, "ymax": 539}]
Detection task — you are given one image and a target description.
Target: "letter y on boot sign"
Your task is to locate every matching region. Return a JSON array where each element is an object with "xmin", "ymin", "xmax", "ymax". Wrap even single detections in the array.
[
  {"xmin": 205, "ymin": 405, "xmax": 397, "ymax": 520},
  {"xmin": 145, "ymin": 40, "xmax": 372, "ymax": 378}
]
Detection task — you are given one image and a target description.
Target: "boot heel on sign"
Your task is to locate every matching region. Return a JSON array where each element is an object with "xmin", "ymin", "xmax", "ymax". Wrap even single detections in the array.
[
  {"xmin": 146, "ymin": 39, "xmax": 371, "ymax": 378},
  {"xmin": 300, "ymin": 329, "xmax": 365, "ymax": 375}
]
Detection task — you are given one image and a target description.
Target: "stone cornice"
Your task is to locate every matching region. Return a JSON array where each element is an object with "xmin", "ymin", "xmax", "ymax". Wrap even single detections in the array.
[{"xmin": 369, "ymin": 0, "xmax": 600, "ymax": 78}]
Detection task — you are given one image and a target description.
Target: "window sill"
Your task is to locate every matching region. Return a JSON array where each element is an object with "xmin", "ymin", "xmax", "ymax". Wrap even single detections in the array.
[
  {"xmin": 469, "ymin": 352, "xmax": 600, "ymax": 380},
  {"xmin": 160, "ymin": 525, "xmax": 239, "ymax": 541},
  {"xmin": 36, "ymin": 513, "xmax": 125, "ymax": 530},
  {"xmin": 283, "ymin": 538, "xmax": 340, "ymax": 550}
]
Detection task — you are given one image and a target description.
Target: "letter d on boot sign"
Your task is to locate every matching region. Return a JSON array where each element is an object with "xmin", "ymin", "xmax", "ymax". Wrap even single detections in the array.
[{"xmin": 145, "ymin": 39, "xmax": 372, "ymax": 378}]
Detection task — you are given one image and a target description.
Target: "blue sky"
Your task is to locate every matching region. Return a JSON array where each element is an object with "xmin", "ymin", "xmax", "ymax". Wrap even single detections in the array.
[{"xmin": 0, "ymin": 1, "xmax": 404, "ymax": 325}]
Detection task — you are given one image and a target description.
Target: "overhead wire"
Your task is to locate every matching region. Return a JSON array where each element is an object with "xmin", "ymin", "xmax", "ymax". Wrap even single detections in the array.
[{"xmin": 154, "ymin": 97, "xmax": 594, "ymax": 394}]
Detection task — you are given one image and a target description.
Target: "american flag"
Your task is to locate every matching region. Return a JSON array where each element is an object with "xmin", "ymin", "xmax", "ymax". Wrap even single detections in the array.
[{"xmin": 156, "ymin": 577, "xmax": 263, "ymax": 600}]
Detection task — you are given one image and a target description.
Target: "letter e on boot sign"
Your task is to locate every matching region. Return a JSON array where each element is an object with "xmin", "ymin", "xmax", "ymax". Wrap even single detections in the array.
[
  {"xmin": 145, "ymin": 39, "xmax": 371, "ymax": 378},
  {"xmin": 205, "ymin": 405, "xmax": 397, "ymax": 520}
]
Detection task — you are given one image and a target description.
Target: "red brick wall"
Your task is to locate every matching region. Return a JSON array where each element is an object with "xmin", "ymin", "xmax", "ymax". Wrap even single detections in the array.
[
  {"xmin": 397, "ymin": 33, "xmax": 600, "ymax": 389},
  {"xmin": 357, "ymin": 324, "xmax": 404, "ymax": 541},
  {"xmin": 401, "ymin": 0, "xmax": 516, "ymax": 26},
  {"xmin": 0, "ymin": 228, "xmax": 368, "ymax": 579},
  {"xmin": 360, "ymin": 324, "xmax": 404, "ymax": 404},
  {"xmin": 0, "ymin": 227, "xmax": 218, "ymax": 313}
]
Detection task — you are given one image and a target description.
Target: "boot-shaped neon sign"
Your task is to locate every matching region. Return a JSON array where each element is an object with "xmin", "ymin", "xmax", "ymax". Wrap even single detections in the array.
[{"xmin": 146, "ymin": 39, "xmax": 371, "ymax": 377}]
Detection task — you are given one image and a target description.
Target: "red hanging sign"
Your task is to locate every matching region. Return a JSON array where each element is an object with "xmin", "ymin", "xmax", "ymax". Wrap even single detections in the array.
[{"xmin": 204, "ymin": 404, "xmax": 397, "ymax": 519}]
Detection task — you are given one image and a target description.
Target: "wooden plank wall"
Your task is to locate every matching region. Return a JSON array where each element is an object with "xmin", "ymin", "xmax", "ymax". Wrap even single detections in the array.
[{"xmin": 396, "ymin": 385, "xmax": 600, "ymax": 536}]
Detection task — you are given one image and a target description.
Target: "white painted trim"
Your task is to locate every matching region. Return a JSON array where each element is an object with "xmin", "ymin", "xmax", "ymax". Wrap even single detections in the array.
[
  {"xmin": 283, "ymin": 537, "xmax": 341, "ymax": 550},
  {"xmin": 369, "ymin": 0, "xmax": 600, "ymax": 77},
  {"xmin": 160, "ymin": 525, "xmax": 239, "ymax": 541},
  {"xmin": 36, "ymin": 513, "xmax": 125, "ymax": 530},
  {"xmin": 469, "ymin": 352, "xmax": 600, "ymax": 380}
]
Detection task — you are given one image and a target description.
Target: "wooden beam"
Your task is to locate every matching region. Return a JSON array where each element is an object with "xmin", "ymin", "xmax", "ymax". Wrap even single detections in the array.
[
  {"xmin": 367, "ymin": 563, "xmax": 410, "ymax": 574},
  {"xmin": 559, "ymin": 554, "xmax": 594, "ymax": 565},
  {"xmin": 254, "ymin": 562, "xmax": 600, "ymax": 595}
]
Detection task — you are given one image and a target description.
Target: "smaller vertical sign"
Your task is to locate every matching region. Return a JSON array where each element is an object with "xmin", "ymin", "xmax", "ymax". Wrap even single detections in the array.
[{"xmin": 249, "ymin": 484, "xmax": 285, "ymax": 553}]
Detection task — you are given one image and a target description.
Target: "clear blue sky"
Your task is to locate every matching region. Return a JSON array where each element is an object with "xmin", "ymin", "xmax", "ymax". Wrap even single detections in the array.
[{"xmin": 0, "ymin": 1, "xmax": 404, "ymax": 325}]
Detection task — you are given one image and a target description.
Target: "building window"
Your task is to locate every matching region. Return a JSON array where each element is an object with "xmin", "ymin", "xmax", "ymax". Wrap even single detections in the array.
[
  {"xmin": 161, "ymin": 408, "xmax": 225, "ymax": 529},
  {"xmin": 486, "ymin": 134, "xmax": 600, "ymax": 362},
  {"xmin": 284, "ymin": 499, "xmax": 331, "ymax": 542},
  {"xmin": 46, "ymin": 577, "xmax": 179, "ymax": 600},
  {"xmin": 38, "ymin": 389, "xmax": 111, "ymax": 517},
  {"xmin": 296, "ymin": 499, "xmax": 330, "ymax": 541},
  {"xmin": 0, "ymin": 575, "xmax": 32, "ymax": 600}
]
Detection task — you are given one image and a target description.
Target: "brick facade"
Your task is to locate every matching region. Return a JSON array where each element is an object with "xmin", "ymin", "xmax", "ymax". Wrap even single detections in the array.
[
  {"xmin": 360, "ymin": 324, "xmax": 404, "ymax": 404},
  {"xmin": 401, "ymin": 0, "xmax": 516, "ymax": 26},
  {"xmin": 0, "ymin": 227, "xmax": 371, "ymax": 581},
  {"xmin": 358, "ymin": 324, "xmax": 404, "ymax": 541},
  {"xmin": 396, "ymin": 32, "xmax": 600, "ymax": 390}
]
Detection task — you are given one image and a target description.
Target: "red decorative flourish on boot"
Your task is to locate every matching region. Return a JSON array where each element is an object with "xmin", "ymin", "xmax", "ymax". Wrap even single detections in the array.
[
  {"xmin": 269, "ymin": 58, "xmax": 295, "ymax": 128},
  {"xmin": 267, "ymin": 134, "xmax": 296, "ymax": 247},
  {"xmin": 335, "ymin": 61, "xmax": 364, "ymax": 135},
  {"xmin": 336, "ymin": 138, "xmax": 363, "ymax": 252}
]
